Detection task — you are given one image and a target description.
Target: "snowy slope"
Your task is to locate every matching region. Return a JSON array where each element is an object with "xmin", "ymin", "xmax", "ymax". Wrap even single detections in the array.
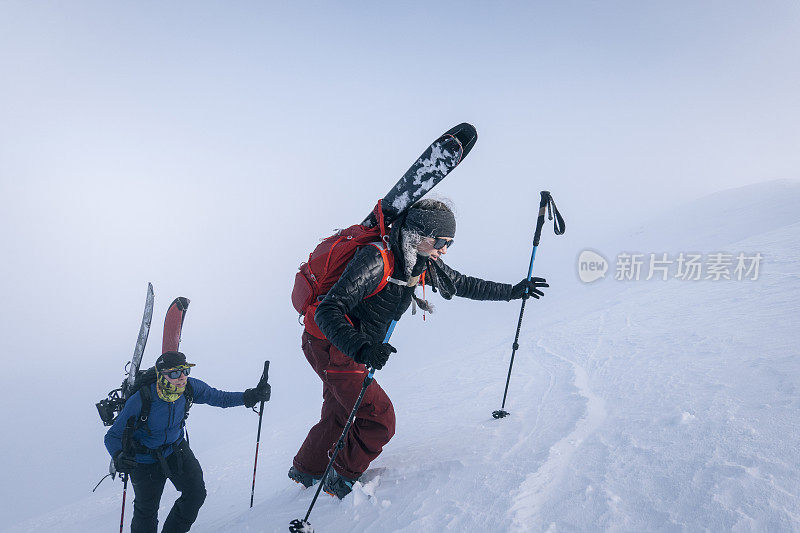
[
  {"xmin": 7, "ymin": 181, "xmax": 799, "ymax": 532},
  {"xmin": 612, "ymin": 178, "xmax": 799, "ymax": 257}
]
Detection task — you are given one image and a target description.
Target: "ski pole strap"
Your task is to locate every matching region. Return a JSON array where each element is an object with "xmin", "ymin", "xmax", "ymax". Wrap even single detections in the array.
[
  {"xmin": 532, "ymin": 191, "xmax": 565, "ymax": 246},
  {"xmin": 547, "ymin": 195, "xmax": 565, "ymax": 236}
]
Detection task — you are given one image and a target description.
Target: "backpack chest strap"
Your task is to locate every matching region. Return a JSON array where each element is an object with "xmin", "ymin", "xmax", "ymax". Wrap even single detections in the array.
[{"xmin": 387, "ymin": 273, "xmax": 424, "ymax": 288}]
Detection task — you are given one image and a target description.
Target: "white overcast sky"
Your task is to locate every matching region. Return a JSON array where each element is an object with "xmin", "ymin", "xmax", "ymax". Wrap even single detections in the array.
[{"xmin": 0, "ymin": 1, "xmax": 798, "ymax": 526}]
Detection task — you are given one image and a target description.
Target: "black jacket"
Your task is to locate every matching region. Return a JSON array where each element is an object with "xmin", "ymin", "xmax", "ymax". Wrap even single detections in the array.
[{"xmin": 314, "ymin": 243, "xmax": 513, "ymax": 359}]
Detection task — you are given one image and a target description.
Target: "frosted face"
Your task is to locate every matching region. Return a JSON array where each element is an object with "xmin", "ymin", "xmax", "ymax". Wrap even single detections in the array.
[{"xmin": 417, "ymin": 237, "xmax": 452, "ymax": 260}]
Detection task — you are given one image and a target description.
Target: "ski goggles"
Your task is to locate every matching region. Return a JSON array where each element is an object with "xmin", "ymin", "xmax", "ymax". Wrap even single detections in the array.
[
  {"xmin": 161, "ymin": 367, "xmax": 191, "ymax": 379},
  {"xmin": 431, "ymin": 237, "xmax": 454, "ymax": 250}
]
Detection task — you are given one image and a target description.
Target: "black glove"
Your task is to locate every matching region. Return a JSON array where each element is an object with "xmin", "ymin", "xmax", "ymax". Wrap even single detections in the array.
[
  {"xmin": 243, "ymin": 380, "xmax": 271, "ymax": 408},
  {"xmin": 354, "ymin": 343, "xmax": 397, "ymax": 370},
  {"xmin": 113, "ymin": 450, "xmax": 138, "ymax": 474},
  {"xmin": 510, "ymin": 277, "xmax": 549, "ymax": 300}
]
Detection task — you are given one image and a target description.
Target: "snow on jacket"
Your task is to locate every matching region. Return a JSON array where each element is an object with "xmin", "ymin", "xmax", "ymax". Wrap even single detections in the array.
[
  {"xmin": 104, "ymin": 377, "xmax": 244, "ymax": 464},
  {"xmin": 314, "ymin": 243, "xmax": 513, "ymax": 360}
]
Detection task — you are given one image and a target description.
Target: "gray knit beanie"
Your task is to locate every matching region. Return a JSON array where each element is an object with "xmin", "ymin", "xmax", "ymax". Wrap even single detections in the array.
[{"xmin": 402, "ymin": 202, "xmax": 456, "ymax": 239}]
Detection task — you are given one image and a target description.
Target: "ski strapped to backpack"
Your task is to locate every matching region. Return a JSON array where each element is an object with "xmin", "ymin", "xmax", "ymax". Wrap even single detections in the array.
[
  {"xmin": 96, "ymin": 284, "xmax": 155, "ymax": 427},
  {"xmin": 292, "ymin": 200, "xmax": 395, "ymax": 339},
  {"xmin": 162, "ymin": 297, "xmax": 190, "ymax": 354}
]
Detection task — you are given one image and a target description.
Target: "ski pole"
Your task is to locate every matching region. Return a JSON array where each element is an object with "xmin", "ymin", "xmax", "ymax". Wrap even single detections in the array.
[
  {"xmin": 290, "ymin": 321, "xmax": 397, "ymax": 533},
  {"xmin": 119, "ymin": 473, "xmax": 128, "ymax": 533},
  {"xmin": 493, "ymin": 191, "xmax": 564, "ymax": 419},
  {"xmin": 250, "ymin": 360, "xmax": 270, "ymax": 508}
]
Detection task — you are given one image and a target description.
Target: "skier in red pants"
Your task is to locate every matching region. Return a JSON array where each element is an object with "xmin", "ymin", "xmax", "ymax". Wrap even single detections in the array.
[{"xmin": 290, "ymin": 199, "xmax": 548, "ymax": 498}]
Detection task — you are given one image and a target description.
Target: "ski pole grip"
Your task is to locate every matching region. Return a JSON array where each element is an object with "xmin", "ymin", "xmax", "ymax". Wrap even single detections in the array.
[
  {"xmin": 260, "ymin": 361, "xmax": 270, "ymax": 385},
  {"xmin": 532, "ymin": 191, "xmax": 551, "ymax": 247}
]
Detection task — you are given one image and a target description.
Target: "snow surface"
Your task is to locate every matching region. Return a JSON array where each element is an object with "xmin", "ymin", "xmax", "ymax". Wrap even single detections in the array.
[{"xmin": 7, "ymin": 180, "xmax": 799, "ymax": 532}]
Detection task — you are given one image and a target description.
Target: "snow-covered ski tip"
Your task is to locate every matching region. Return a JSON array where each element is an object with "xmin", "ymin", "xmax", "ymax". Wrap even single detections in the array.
[
  {"xmin": 390, "ymin": 140, "xmax": 462, "ymax": 213},
  {"xmin": 363, "ymin": 122, "xmax": 477, "ymax": 228}
]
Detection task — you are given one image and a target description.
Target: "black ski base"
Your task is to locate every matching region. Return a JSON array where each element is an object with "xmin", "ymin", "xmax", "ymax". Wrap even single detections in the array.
[{"xmin": 492, "ymin": 409, "xmax": 510, "ymax": 419}]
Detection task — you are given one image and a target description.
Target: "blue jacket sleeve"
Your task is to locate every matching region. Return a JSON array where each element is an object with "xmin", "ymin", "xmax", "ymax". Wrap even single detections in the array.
[
  {"xmin": 104, "ymin": 392, "xmax": 143, "ymax": 458},
  {"xmin": 189, "ymin": 377, "xmax": 245, "ymax": 408}
]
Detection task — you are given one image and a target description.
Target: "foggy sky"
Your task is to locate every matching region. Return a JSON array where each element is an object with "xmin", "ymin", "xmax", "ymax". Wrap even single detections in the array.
[{"xmin": 1, "ymin": 1, "xmax": 798, "ymax": 526}]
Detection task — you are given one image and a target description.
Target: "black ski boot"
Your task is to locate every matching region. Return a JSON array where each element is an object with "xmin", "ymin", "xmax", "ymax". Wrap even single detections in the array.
[
  {"xmin": 323, "ymin": 469, "xmax": 357, "ymax": 499},
  {"xmin": 288, "ymin": 466, "xmax": 320, "ymax": 488}
]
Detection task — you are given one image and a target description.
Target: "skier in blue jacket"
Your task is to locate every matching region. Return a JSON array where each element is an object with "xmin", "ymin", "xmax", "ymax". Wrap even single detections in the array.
[{"xmin": 105, "ymin": 351, "xmax": 270, "ymax": 533}]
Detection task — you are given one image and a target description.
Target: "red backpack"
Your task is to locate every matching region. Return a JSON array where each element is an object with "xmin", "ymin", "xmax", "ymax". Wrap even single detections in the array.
[{"xmin": 292, "ymin": 201, "xmax": 395, "ymax": 339}]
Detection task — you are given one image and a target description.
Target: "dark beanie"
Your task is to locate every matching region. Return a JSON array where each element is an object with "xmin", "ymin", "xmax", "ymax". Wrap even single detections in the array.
[
  {"xmin": 156, "ymin": 351, "xmax": 195, "ymax": 371},
  {"xmin": 403, "ymin": 206, "xmax": 456, "ymax": 238}
]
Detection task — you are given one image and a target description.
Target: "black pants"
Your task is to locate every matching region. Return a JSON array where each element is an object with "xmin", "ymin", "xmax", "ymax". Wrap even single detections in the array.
[{"xmin": 129, "ymin": 440, "xmax": 207, "ymax": 533}]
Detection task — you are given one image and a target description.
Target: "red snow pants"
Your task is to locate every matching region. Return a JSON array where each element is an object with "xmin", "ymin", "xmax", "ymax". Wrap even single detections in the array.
[{"xmin": 293, "ymin": 331, "xmax": 396, "ymax": 480}]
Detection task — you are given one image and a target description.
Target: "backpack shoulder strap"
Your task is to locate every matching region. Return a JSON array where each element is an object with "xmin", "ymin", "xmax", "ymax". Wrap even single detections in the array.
[
  {"xmin": 136, "ymin": 385, "xmax": 152, "ymax": 435},
  {"xmin": 182, "ymin": 381, "xmax": 194, "ymax": 426},
  {"xmin": 365, "ymin": 241, "xmax": 394, "ymax": 298}
]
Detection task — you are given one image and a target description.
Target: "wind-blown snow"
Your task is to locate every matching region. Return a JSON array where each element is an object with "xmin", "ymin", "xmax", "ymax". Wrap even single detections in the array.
[{"xmin": 9, "ymin": 180, "xmax": 800, "ymax": 532}]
